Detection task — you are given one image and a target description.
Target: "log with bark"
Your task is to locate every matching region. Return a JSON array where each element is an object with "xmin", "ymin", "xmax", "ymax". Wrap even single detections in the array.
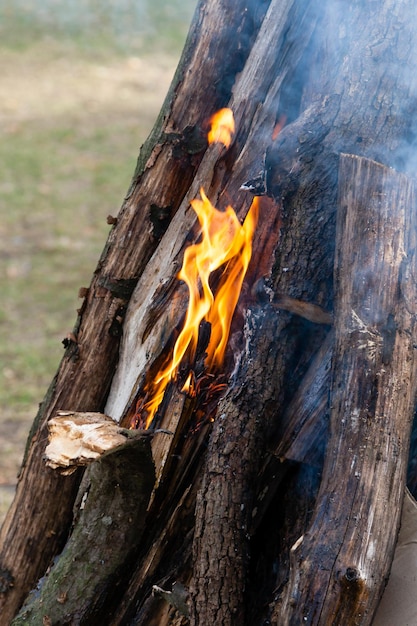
[{"xmin": 2, "ymin": 0, "xmax": 417, "ymax": 625}]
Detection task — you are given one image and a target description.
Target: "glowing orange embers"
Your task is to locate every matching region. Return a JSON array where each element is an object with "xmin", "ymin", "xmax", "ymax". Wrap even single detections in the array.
[
  {"xmin": 139, "ymin": 191, "xmax": 259, "ymax": 429},
  {"xmin": 272, "ymin": 114, "xmax": 287, "ymax": 141},
  {"xmin": 207, "ymin": 108, "xmax": 235, "ymax": 148}
]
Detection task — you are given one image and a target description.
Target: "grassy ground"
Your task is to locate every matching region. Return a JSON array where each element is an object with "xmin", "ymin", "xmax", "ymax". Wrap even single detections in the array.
[{"xmin": 0, "ymin": 1, "xmax": 195, "ymax": 520}]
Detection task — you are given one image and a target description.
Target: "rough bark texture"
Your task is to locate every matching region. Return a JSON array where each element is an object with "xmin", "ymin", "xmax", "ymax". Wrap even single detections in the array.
[
  {"xmin": 13, "ymin": 436, "xmax": 154, "ymax": 625},
  {"xmin": 104, "ymin": 0, "xmax": 316, "ymax": 424},
  {"xmin": 277, "ymin": 155, "xmax": 417, "ymax": 625},
  {"xmin": 190, "ymin": 308, "xmax": 283, "ymax": 626}
]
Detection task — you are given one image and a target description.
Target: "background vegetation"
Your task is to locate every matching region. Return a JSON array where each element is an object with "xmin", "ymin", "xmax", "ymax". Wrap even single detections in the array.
[{"xmin": 0, "ymin": 0, "xmax": 195, "ymax": 519}]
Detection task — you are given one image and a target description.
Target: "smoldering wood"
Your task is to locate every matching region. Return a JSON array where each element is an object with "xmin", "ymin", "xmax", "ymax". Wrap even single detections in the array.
[
  {"xmin": 265, "ymin": 0, "xmax": 417, "ymax": 200},
  {"xmin": 189, "ymin": 297, "xmax": 332, "ymax": 624},
  {"xmin": 105, "ymin": 1, "xmax": 323, "ymax": 622},
  {"xmin": 250, "ymin": 3, "xmax": 417, "ymax": 619},
  {"xmin": 2, "ymin": 3, "xmax": 324, "ymax": 620},
  {"xmin": 114, "ymin": 311, "xmax": 333, "ymax": 625},
  {"xmin": 84, "ymin": 2, "xmax": 320, "ymax": 620},
  {"xmin": 190, "ymin": 309, "xmax": 285, "ymax": 626},
  {"xmin": 105, "ymin": 0, "xmax": 319, "ymax": 427},
  {"xmin": 277, "ymin": 155, "xmax": 417, "ymax": 625}
]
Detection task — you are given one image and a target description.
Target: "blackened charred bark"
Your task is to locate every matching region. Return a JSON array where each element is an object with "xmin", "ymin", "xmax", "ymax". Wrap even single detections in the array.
[
  {"xmin": 266, "ymin": 0, "xmax": 417, "ymax": 201},
  {"xmin": 277, "ymin": 155, "xmax": 417, "ymax": 625}
]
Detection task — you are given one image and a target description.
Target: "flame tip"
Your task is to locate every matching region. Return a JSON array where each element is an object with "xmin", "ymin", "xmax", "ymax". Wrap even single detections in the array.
[{"xmin": 208, "ymin": 108, "xmax": 235, "ymax": 149}]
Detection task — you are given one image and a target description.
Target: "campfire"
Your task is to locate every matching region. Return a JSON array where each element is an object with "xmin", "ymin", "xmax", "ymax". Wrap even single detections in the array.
[{"xmin": 5, "ymin": 2, "xmax": 417, "ymax": 625}]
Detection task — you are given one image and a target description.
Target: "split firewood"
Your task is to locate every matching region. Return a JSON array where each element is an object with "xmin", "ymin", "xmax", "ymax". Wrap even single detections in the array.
[
  {"xmin": 44, "ymin": 410, "xmax": 169, "ymax": 475},
  {"xmin": 14, "ymin": 428, "xmax": 155, "ymax": 626},
  {"xmin": 277, "ymin": 155, "xmax": 417, "ymax": 625},
  {"xmin": 0, "ymin": 2, "xmax": 266, "ymax": 619}
]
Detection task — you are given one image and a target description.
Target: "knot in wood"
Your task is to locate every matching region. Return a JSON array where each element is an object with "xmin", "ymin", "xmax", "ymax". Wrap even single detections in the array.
[
  {"xmin": 345, "ymin": 567, "xmax": 361, "ymax": 583},
  {"xmin": 0, "ymin": 567, "xmax": 14, "ymax": 594}
]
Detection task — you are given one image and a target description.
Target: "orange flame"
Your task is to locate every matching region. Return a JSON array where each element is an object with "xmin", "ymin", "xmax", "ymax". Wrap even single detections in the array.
[
  {"xmin": 140, "ymin": 191, "xmax": 259, "ymax": 428},
  {"xmin": 208, "ymin": 108, "xmax": 235, "ymax": 148}
]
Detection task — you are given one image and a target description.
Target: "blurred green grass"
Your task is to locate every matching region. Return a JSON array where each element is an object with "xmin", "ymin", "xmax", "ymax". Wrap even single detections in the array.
[
  {"xmin": 0, "ymin": 0, "xmax": 196, "ymax": 513},
  {"xmin": 0, "ymin": 0, "xmax": 194, "ymax": 55}
]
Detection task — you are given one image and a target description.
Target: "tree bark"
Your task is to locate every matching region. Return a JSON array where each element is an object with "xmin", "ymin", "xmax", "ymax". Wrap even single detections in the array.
[
  {"xmin": 13, "ymin": 427, "xmax": 155, "ymax": 625},
  {"xmin": 276, "ymin": 154, "xmax": 417, "ymax": 625},
  {"xmin": 190, "ymin": 309, "xmax": 282, "ymax": 626}
]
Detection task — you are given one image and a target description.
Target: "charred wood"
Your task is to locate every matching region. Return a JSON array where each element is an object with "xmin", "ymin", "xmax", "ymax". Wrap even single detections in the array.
[
  {"xmin": 3, "ymin": 0, "xmax": 417, "ymax": 624},
  {"xmin": 277, "ymin": 155, "xmax": 417, "ymax": 625}
]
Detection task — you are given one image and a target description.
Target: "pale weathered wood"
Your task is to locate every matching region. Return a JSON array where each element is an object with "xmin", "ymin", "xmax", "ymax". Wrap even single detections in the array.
[
  {"xmin": 45, "ymin": 411, "xmax": 139, "ymax": 473},
  {"xmin": 278, "ymin": 155, "xmax": 417, "ymax": 625},
  {"xmin": 105, "ymin": 0, "xmax": 316, "ymax": 425}
]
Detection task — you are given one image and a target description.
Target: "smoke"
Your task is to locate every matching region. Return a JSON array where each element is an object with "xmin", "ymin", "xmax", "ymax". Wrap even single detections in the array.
[{"xmin": 300, "ymin": 0, "xmax": 417, "ymax": 174}]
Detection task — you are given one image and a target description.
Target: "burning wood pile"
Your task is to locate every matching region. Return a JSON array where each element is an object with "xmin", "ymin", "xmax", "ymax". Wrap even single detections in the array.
[{"xmin": 3, "ymin": 0, "xmax": 417, "ymax": 624}]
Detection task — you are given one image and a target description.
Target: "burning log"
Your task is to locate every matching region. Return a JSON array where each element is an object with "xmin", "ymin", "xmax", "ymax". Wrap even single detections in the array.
[{"xmin": 0, "ymin": 1, "xmax": 272, "ymax": 621}]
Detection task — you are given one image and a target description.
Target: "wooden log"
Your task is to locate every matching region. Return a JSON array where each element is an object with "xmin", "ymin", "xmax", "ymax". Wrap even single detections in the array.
[
  {"xmin": 277, "ymin": 155, "xmax": 417, "ymax": 625},
  {"xmin": 12, "ymin": 420, "xmax": 155, "ymax": 625},
  {"xmin": 104, "ymin": 2, "xmax": 323, "ymax": 622},
  {"xmin": 190, "ymin": 308, "xmax": 280, "ymax": 626},
  {"xmin": 105, "ymin": 0, "xmax": 318, "ymax": 426},
  {"xmin": 4, "ymin": 0, "xmax": 417, "ymax": 623}
]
